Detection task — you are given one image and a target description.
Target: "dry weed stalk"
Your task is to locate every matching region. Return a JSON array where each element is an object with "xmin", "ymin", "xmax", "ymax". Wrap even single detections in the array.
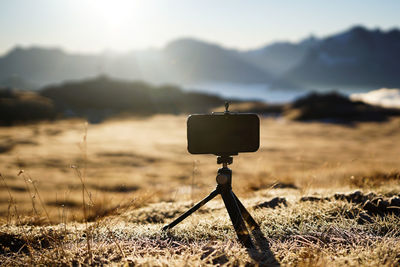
[
  {"xmin": 18, "ymin": 170, "xmax": 52, "ymax": 224},
  {"xmin": 0, "ymin": 172, "xmax": 36, "ymax": 263},
  {"xmin": 0, "ymin": 172, "xmax": 19, "ymax": 225},
  {"xmin": 72, "ymin": 121, "xmax": 93, "ymax": 264},
  {"xmin": 18, "ymin": 170, "xmax": 68, "ymax": 259},
  {"xmin": 19, "ymin": 170, "xmax": 39, "ymax": 218}
]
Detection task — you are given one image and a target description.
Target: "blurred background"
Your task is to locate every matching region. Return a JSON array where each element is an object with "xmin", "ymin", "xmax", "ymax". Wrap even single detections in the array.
[
  {"xmin": 1, "ymin": 0, "xmax": 400, "ymax": 223},
  {"xmin": 1, "ymin": 1, "xmax": 400, "ymax": 99}
]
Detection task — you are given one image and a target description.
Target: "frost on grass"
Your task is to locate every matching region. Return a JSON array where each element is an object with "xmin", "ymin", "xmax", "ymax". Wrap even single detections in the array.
[{"xmin": 0, "ymin": 190, "xmax": 399, "ymax": 266}]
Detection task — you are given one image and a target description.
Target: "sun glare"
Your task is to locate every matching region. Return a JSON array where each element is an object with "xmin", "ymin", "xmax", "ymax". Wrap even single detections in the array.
[
  {"xmin": 79, "ymin": 0, "xmax": 155, "ymax": 50},
  {"xmin": 89, "ymin": 0, "xmax": 142, "ymax": 29}
]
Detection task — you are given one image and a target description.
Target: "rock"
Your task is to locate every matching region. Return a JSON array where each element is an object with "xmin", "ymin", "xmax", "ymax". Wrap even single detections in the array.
[
  {"xmin": 389, "ymin": 197, "xmax": 400, "ymax": 207},
  {"xmin": 348, "ymin": 191, "xmax": 368, "ymax": 204},
  {"xmin": 363, "ymin": 200, "xmax": 379, "ymax": 214},
  {"xmin": 300, "ymin": 196, "xmax": 328, "ymax": 202},
  {"xmin": 370, "ymin": 197, "xmax": 383, "ymax": 205},
  {"xmin": 254, "ymin": 197, "xmax": 287, "ymax": 209},
  {"xmin": 363, "ymin": 198, "xmax": 391, "ymax": 215},
  {"xmin": 376, "ymin": 199, "xmax": 390, "ymax": 210},
  {"xmin": 334, "ymin": 191, "xmax": 379, "ymax": 205},
  {"xmin": 272, "ymin": 182, "xmax": 298, "ymax": 190},
  {"xmin": 357, "ymin": 212, "xmax": 374, "ymax": 224}
]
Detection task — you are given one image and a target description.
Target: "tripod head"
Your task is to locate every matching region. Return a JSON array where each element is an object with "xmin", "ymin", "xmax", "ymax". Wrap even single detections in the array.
[{"xmin": 217, "ymin": 155, "xmax": 233, "ymax": 166}]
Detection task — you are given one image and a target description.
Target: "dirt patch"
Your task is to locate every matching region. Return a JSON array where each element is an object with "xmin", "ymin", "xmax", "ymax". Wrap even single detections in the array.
[
  {"xmin": 134, "ymin": 209, "xmax": 190, "ymax": 224},
  {"xmin": 350, "ymin": 171, "xmax": 400, "ymax": 187},
  {"xmin": 46, "ymin": 200, "xmax": 81, "ymax": 208},
  {"xmin": 93, "ymin": 184, "xmax": 140, "ymax": 193},
  {"xmin": 123, "ymin": 203, "xmax": 200, "ymax": 224},
  {"xmin": 0, "ymin": 138, "xmax": 39, "ymax": 154},
  {"xmin": 97, "ymin": 152, "xmax": 157, "ymax": 164},
  {"xmin": 0, "ymin": 142, "xmax": 15, "ymax": 153},
  {"xmin": 249, "ymin": 181, "xmax": 298, "ymax": 191},
  {"xmin": 42, "ymin": 159, "xmax": 66, "ymax": 168},
  {"xmin": 8, "ymin": 185, "xmax": 27, "ymax": 192},
  {"xmin": 200, "ymin": 245, "xmax": 229, "ymax": 265},
  {"xmin": 271, "ymin": 182, "xmax": 298, "ymax": 190},
  {"xmin": 0, "ymin": 233, "xmax": 29, "ymax": 254},
  {"xmin": 44, "ymin": 128, "xmax": 62, "ymax": 136},
  {"xmin": 0, "ymin": 232, "xmax": 52, "ymax": 254}
]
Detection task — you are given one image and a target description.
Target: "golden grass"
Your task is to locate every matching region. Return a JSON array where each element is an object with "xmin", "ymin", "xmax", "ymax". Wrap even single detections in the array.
[
  {"xmin": 0, "ymin": 114, "xmax": 400, "ymax": 265},
  {"xmin": 1, "ymin": 115, "xmax": 400, "ymax": 222}
]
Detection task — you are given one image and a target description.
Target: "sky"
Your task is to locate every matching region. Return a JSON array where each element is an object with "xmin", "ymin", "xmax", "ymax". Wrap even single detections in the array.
[{"xmin": 0, "ymin": 0, "xmax": 400, "ymax": 55}]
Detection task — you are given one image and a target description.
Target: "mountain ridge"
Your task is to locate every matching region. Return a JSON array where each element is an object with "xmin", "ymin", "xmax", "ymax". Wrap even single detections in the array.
[
  {"xmin": 283, "ymin": 25, "xmax": 400, "ymax": 88},
  {"xmin": 1, "ymin": 25, "xmax": 399, "ymax": 90}
]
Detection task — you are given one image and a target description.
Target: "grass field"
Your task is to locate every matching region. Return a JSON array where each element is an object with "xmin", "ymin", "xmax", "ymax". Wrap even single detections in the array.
[{"xmin": 0, "ymin": 114, "xmax": 400, "ymax": 266}]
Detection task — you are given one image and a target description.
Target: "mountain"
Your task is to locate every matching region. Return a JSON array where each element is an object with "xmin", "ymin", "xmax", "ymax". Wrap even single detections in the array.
[
  {"xmin": 239, "ymin": 36, "xmax": 319, "ymax": 76},
  {"xmin": 0, "ymin": 47, "xmax": 103, "ymax": 87},
  {"xmin": 0, "ymin": 40, "xmax": 272, "ymax": 89},
  {"xmin": 163, "ymin": 38, "xmax": 272, "ymax": 83},
  {"xmin": 283, "ymin": 26, "xmax": 400, "ymax": 88},
  {"xmin": 1, "ymin": 26, "xmax": 400, "ymax": 90}
]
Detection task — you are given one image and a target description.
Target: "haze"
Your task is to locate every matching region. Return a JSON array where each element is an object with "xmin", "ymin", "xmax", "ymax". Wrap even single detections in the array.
[{"xmin": 1, "ymin": 0, "xmax": 400, "ymax": 55}]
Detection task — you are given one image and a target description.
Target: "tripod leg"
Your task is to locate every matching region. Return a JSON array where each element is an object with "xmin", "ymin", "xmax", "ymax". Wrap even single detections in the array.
[
  {"xmin": 221, "ymin": 189, "xmax": 254, "ymax": 249},
  {"xmin": 162, "ymin": 189, "xmax": 219, "ymax": 231},
  {"xmin": 232, "ymin": 192, "xmax": 260, "ymax": 230}
]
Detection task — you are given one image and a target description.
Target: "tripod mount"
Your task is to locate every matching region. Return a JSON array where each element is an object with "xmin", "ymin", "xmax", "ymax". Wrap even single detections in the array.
[{"xmin": 162, "ymin": 155, "xmax": 260, "ymax": 248}]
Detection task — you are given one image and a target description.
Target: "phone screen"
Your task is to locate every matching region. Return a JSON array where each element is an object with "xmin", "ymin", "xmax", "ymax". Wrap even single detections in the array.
[{"xmin": 187, "ymin": 113, "xmax": 259, "ymax": 155}]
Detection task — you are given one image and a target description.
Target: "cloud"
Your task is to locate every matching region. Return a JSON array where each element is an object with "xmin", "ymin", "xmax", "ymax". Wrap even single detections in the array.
[{"xmin": 350, "ymin": 88, "xmax": 400, "ymax": 108}]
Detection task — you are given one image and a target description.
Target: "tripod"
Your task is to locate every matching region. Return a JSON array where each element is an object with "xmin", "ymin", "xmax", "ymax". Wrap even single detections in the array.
[{"xmin": 162, "ymin": 155, "xmax": 260, "ymax": 249}]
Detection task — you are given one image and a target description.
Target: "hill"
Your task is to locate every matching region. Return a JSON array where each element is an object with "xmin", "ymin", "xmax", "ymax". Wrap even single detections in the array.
[
  {"xmin": 283, "ymin": 91, "xmax": 400, "ymax": 123},
  {"xmin": 0, "ymin": 88, "xmax": 56, "ymax": 125},
  {"xmin": 40, "ymin": 76, "xmax": 224, "ymax": 122},
  {"xmin": 0, "ymin": 77, "xmax": 226, "ymax": 125}
]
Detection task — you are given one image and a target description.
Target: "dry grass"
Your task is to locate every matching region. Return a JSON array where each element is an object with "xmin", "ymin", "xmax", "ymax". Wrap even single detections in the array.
[
  {"xmin": 0, "ymin": 114, "xmax": 400, "ymax": 265},
  {"xmin": 0, "ymin": 192, "xmax": 399, "ymax": 266}
]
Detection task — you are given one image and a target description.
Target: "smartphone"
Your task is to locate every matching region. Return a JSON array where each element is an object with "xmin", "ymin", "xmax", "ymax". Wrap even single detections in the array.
[{"xmin": 187, "ymin": 113, "xmax": 259, "ymax": 155}]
